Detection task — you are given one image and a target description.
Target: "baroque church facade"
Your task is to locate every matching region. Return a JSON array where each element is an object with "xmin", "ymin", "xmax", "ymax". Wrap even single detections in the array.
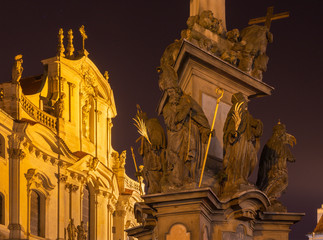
[{"xmin": 0, "ymin": 28, "xmax": 141, "ymax": 240}]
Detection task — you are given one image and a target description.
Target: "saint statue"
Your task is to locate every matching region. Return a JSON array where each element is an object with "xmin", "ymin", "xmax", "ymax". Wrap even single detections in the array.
[
  {"xmin": 77, "ymin": 221, "xmax": 87, "ymax": 240},
  {"xmin": 82, "ymin": 100, "xmax": 91, "ymax": 138},
  {"xmin": 54, "ymin": 93, "xmax": 65, "ymax": 118},
  {"xmin": 67, "ymin": 219, "xmax": 77, "ymax": 240},
  {"xmin": 159, "ymin": 64, "xmax": 211, "ymax": 188},
  {"xmin": 12, "ymin": 54, "xmax": 23, "ymax": 84},
  {"xmin": 135, "ymin": 106, "xmax": 166, "ymax": 194},
  {"xmin": 223, "ymin": 92, "xmax": 263, "ymax": 191}
]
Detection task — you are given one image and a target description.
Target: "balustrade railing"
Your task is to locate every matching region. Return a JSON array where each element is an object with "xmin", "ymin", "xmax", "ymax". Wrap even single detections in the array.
[{"xmin": 20, "ymin": 94, "xmax": 57, "ymax": 130}]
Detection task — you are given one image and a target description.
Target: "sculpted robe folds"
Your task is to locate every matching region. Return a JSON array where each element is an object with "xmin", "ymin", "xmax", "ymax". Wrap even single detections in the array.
[
  {"xmin": 163, "ymin": 91, "xmax": 210, "ymax": 187},
  {"xmin": 223, "ymin": 95, "xmax": 263, "ymax": 188}
]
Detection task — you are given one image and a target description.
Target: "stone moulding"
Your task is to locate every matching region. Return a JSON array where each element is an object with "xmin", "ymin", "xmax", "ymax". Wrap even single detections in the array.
[{"xmin": 126, "ymin": 188, "xmax": 304, "ymax": 240}]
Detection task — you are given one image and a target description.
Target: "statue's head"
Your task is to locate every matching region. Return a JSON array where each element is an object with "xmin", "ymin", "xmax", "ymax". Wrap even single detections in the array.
[
  {"xmin": 14, "ymin": 54, "xmax": 23, "ymax": 63},
  {"xmin": 157, "ymin": 64, "xmax": 178, "ymax": 91},
  {"xmin": 273, "ymin": 121, "xmax": 286, "ymax": 135},
  {"xmin": 166, "ymin": 87, "xmax": 182, "ymax": 105}
]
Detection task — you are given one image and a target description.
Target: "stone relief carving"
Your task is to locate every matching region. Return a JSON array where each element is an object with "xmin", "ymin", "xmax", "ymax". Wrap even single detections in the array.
[
  {"xmin": 256, "ymin": 121, "xmax": 296, "ymax": 212},
  {"xmin": 25, "ymin": 169, "xmax": 56, "ymax": 195}
]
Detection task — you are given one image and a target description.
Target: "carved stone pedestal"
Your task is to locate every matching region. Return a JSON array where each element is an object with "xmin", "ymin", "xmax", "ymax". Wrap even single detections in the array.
[{"xmin": 126, "ymin": 188, "xmax": 304, "ymax": 240}]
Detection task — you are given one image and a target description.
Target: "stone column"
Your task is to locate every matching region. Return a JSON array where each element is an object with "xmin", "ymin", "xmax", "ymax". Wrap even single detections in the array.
[
  {"xmin": 190, "ymin": 0, "xmax": 226, "ymax": 29},
  {"xmin": 8, "ymin": 133, "xmax": 26, "ymax": 239}
]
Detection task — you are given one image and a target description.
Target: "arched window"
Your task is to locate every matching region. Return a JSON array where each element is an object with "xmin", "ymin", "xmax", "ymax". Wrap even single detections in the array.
[
  {"xmin": 0, "ymin": 193, "xmax": 4, "ymax": 225},
  {"xmin": 82, "ymin": 185, "xmax": 90, "ymax": 240},
  {"xmin": 30, "ymin": 190, "xmax": 45, "ymax": 237}
]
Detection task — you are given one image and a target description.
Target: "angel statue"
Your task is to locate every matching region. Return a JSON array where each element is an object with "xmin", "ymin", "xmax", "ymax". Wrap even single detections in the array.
[{"xmin": 256, "ymin": 121, "xmax": 296, "ymax": 211}]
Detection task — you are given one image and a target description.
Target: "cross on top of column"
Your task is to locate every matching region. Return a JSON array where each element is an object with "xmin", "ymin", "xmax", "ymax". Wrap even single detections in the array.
[{"xmin": 248, "ymin": 6, "xmax": 290, "ymax": 30}]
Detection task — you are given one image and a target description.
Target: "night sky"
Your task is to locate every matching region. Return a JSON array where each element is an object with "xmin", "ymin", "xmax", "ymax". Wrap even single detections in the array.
[{"xmin": 1, "ymin": 1, "xmax": 322, "ymax": 239}]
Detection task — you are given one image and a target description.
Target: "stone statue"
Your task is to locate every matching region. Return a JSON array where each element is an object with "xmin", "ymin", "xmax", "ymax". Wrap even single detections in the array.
[
  {"xmin": 159, "ymin": 65, "xmax": 211, "ymax": 188},
  {"xmin": 12, "ymin": 54, "xmax": 23, "ymax": 84},
  {"xmin": 76, "ymin": 221, "xmax": 87, "ymax": 240},
  {"xmin": 54, "ymin": 93, "xmax": 65, "ymax": 118},
  {"xmin": 190, "ymin": 0, "xmax": 226, "ymax": 29},
  {"xmin": 223, "ymin": 92, "xmax": 263, "ymax": 192},
  {"xmin": 119, "ymin": 150, "xmax": 126, "ymax": 168},
  {"xmin": 82, "ymin": 100, "xmax": 91, "ymax": 138},
  {"xmin": 67, "ymin": 219, "xmax": 77, "ymax": 240},
  {"xmin": 135, "ymin": 106, "xmax": 166, "ymax": 194},
  {"xmin": 256, "ymin": 121, "xmax": 296, "ymax": 211},
  {"xmin": 198, "ymin": 10, "xmax": 224, "ymax": 35},
  {"xmin": 238, "ymin": 25, "xmax": 273, "ymax": 79}
]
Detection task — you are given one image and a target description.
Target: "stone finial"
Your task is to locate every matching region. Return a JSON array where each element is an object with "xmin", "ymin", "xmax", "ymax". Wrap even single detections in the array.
[
  {"xmin": 104, "ymin": 71, "xmax": 109, "ymax": 82},
  {"xmin": 57, "ymin": 28, "xmax": 65, "ymax": 57},
  {"xmin": 66, "ymin": 29, "xmax": 74, "ymax": 57}
]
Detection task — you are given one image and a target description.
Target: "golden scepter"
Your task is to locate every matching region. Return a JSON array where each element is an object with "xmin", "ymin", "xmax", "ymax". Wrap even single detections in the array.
[
  {"xmin": 199, "ymin": 88, "xmax": 224, "ymax": 187},
  {"xmin": 130, "ymin": 146, "xmax": 143, "ymax": 195}
]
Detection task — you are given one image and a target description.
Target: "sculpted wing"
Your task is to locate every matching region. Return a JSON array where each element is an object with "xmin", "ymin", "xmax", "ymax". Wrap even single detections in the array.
[{"xmin": 256, "ymin": 140, "xmax": 277, "ymax": 191}]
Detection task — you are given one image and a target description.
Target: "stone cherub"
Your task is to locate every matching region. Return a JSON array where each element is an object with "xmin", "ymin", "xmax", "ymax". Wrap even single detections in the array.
[
  {"xmin": 134, "ymin": 105, "xmax": 166, "ymax": 194},
  {"xmin": 256, "ymin": 121, "xmax": 296, "ymax": 211},
  {"xmin": 12, "ymin": 54, "xmax": 23, "ymax": 84},
  {"xmin": 223, "ymin": 92, "xmax": 263, "ymax": 193}
]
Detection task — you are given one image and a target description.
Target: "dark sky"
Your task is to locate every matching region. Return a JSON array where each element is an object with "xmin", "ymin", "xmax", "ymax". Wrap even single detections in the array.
[{"xmin": 1, "ymin": 1, "xmax": 322, "ymax": 239}]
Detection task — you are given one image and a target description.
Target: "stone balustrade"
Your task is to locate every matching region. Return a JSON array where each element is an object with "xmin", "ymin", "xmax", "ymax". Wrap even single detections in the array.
[{"xmin": 20, "ymin": 94, "xmax": 57, "ymax": 131}]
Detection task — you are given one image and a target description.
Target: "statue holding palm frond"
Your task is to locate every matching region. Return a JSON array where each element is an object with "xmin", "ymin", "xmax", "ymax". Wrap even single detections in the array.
[
  {"xmin": 134, "ymin": 105, "xmax": 166, "ymax": 194},
  {"xmin": 223, "ymin": 92, "xmax": 263, "ymax": 192}
]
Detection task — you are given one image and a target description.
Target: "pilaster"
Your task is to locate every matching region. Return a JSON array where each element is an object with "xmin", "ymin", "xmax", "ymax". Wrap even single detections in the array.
[{"xmin": 8, "ymin": 133, "xmax": 26, "ymax": 239}]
